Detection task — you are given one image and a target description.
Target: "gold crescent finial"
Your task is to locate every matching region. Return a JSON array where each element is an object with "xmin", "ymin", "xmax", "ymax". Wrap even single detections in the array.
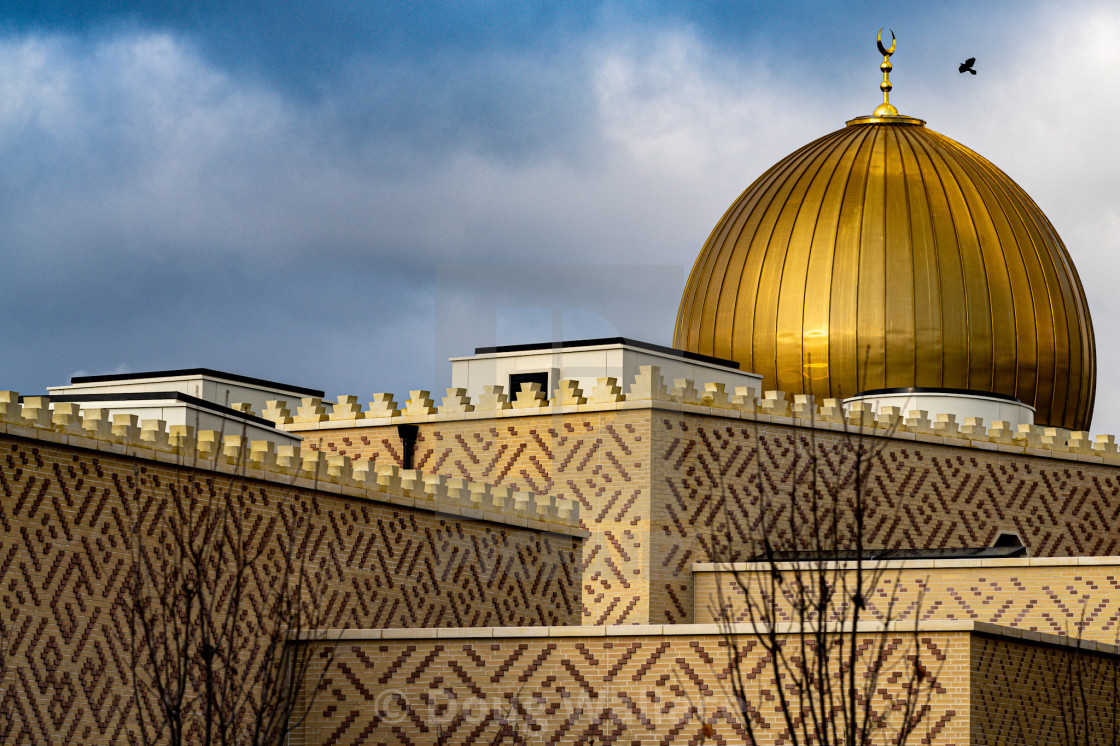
[
  {"xmin": 873, "ymin": 28, "xmax": 899, "ymax": 117},
  {"xmin": 846, "ymin": 29, "xmax": 925, "ymax": 125},
  {"xmin": 876, "ymin": 28, "xmax": 896, "ymax": 57}
]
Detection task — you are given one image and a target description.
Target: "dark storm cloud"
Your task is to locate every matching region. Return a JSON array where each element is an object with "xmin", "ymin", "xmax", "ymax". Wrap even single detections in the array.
[
  {"xmin": 0, "ymin": 1, "xmax": 604, "ymax": 159},
  {"xmin": 2, "ymin": 0, "xmax": 1120, "ymax": 435}
]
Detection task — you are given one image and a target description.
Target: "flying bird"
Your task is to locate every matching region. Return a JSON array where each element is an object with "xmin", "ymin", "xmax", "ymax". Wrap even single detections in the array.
[{"xmin": 959, "ymin": 57, "xmax": 977, "ymax": 75}]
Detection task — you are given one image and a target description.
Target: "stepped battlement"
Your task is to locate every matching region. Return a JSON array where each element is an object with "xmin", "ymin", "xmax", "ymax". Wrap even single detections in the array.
[
  {"xmin": 0, "ymin": 391, "xmax": 583, "ymax": 537},
  {"xmin": 271, "ymin": 366, "xmax": 1119, "ymax": 464}
]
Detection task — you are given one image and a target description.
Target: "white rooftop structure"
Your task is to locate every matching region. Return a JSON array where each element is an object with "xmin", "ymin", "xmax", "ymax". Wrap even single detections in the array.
[
  {"xmin": 47, "ymin": 368, "xmax": 317, "ymax": 446},
  {"xmin": 450, "ymin": 338, "xmax": 762, "ymax": 403}
]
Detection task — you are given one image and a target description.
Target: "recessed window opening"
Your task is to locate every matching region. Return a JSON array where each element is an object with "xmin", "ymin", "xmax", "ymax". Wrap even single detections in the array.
[{"xmin": 508, "ymin": 372, "xmax": 549, "ymax": 401}]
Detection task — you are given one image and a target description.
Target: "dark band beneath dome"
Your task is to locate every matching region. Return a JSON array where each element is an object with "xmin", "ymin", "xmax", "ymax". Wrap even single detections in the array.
[{"xmin": 851, "ymin": 387, "xmax": 1023, "ymax": 405}]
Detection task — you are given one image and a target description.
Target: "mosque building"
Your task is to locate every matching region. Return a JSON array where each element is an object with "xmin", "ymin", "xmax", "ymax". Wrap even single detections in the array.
[{"xmin": 2, "ymin": 34, "xmax": 1119, "ymax": 744}]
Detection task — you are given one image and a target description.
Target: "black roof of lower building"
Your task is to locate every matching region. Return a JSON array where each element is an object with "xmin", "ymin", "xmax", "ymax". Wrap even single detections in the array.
[
  {"xmin": 69, "ymin": 368, "xmax": 323, "ymax": 397},
  {"xmin": 473, "ymin": 337, "xmax": 740, "ymax": 370}
]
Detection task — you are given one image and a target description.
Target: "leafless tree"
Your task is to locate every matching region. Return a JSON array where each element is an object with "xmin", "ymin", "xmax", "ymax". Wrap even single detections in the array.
[
  {"xmin": 707, "ymin": 412, "xmax": 937, "ymax": 745},
  {"xmin": 0, "ymin": 579, "xmax": 13, "ymax": 741},
  {"xmin": 978, "ymin": 606, "xmax": 1120, "ymax": 746},
  {"xmin": 125, "ymin": 429, "xmax": 333, "ymax": 746},
  {"xmin": 1054, "ymin": 629, "xmax": 1120, "ymax": 746}
]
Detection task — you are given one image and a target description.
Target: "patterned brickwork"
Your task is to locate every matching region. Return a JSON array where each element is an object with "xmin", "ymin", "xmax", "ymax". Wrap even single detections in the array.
[
  {"xmin": 0, "ymin": 433, "xmax": 580, "ymax": 743},
  {"xmin": 971, "ymin": 633, "xmax": 1120, "ymax": 743},
  {"xmin": 308, "ymin": 409, "xmax": 1120, "ymax": 626},
  {"xmin": 651, "ymin": 414, "xmax": 1120, "ymax": 623},
  {"xmin": 307, "ymin": 413, "xmax": 652, "ymax": 625},
  {"xmin": 290, "ymin": 631, "xmax": 968, "ymax": 746},
  {"xmin": 696, "ymin": 562, "xmax": 1120, "ymax": 645}
]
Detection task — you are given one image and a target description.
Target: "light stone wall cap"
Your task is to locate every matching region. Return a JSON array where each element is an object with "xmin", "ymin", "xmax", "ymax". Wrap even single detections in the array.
[
  {"xmin": 294, "ymin": 619, "xmax": 1120, "ymax": 654},
  {"xmin": 693, "ymin": 556, "xmax": 1120, "ymax": 573},
  {"xmin": 604, "ymin": 624, "xmax": 664, "ymax": 636}
]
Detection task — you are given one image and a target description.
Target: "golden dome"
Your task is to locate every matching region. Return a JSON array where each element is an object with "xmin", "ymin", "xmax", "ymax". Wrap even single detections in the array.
[{"xmin": 673, "ymin": 114, "xmax": 1096, "ymax": 430}]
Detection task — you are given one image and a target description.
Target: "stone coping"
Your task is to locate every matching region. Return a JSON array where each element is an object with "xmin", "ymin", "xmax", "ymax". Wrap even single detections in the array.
[
  {"xmin": 693, "ymin": 556, "xmax": 1120, "ymax": 573},
  {"xmin": 293, "ymin": 621, "xmax": 1120, "ymax": 654},
  {"xmin": 0, "ymin": 422, "xmax": 589, "ymax": 541},
  {"xmin": 283, "ymin": 401, "xmax": 1120, "ymax": 467}
]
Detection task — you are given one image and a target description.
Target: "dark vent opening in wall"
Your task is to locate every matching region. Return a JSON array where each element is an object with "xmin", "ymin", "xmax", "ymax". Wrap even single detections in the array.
[
  {"xmin": 993, "ymin": 532, "xmax": 1024, "ymax": 548},
  {"xmin": 397, "ymin": 424, "xmax": 419, "ymax": 470},
  {"xmin": 508, "ymin": 372, "xmax": 549, "ymax": 400}
]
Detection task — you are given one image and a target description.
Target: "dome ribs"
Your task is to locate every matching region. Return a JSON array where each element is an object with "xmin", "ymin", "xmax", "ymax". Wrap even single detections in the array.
[
  {"xmin": 895, "ymin": 127, "xmax": 942, "ymax": 391},
  {"xmin": 1046, "ymin": 206, "xmax": 1097, "ymax": 426},
  {"xmin": 1017, "ymin": 187, "xmax": 1076, "ymax": 429},
  {"xmin": 880, "ymin": 125, "xmax": 917, "ymax": 391},
  {"xmin": 949, "ymin": 143, "xmax": 1026, "ymax": 404},
  {"xmin": 752, "ymin": 135, "xmax": 838, "ymax": 393},
  {"xmin": 774, "ymin": 128, "xmax": 860, "ymax": 396},
  {"xmin": 828, "ymin": 126, "xmax": 877, "ymax": 399},
  {"xmin": 961, "ymin": 145, "xmax": 1056, "ymax": 422},
  {"xmin": 1008, "ymin": 171, "xmax": 1088, "ymax": 428},
  {"xmin": 925, "ymin": 133, "xmax": 999, "ymax": 394},
  {"xmin": 733, "ymin": 133, "xmax": 846, "ymax": 384},
  {"xmin": 854, "ymin": 125, "xmax": 890, "ymax": 393},
  {"xmin": 799, "ymin": 129, "xmax": 869, "ymax": 398},
  {"xmin": 681, "ymin": 132, "xmax": 830, "ymax": 363},
  {"xmin": 929, "ymin": 132, "xmax": 1039, "ymax": 417},
  {"xmin": 950, "ymin": 136, "xmax": 1079, "ymax": 428},
  {"xmin": 1065, "ymin": 241, "xmax": 1097, "ymax": 427},
  {"xmin": 689, "ymin": 152, "xmax": 795, "ymax": 356},
  {"xmin": 905, "ymin": 130, "xmax": 969, "ymax": 391},
  {"xmin": 673, "ymin": 118, "xmax": 1096, "ymax": 430}
]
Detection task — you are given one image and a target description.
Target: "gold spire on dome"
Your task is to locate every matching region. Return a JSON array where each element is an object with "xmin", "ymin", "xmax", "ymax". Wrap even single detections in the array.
[
  {"xmin": 874, "ymin": 29, "xmax": 898, "ymax": 116},
  {"xmin": 846, "ymin": 30, "xmax": 925, "ymax": 126},
  {"xmin": 673, "ymin": 32, "xmax": 1098, "ymax": 430}
]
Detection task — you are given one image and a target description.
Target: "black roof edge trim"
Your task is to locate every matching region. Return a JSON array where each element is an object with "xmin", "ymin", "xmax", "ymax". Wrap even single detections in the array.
[
  {"xmin": 47, "ymin": 391, "xmax": 281, "ymax": 429},
  {"xmin": 472, "ymin": 337, "xmax": 741, "ymax": 370},
  {"xmin": 851, "ymin": 386, "xmax": 1023, "ymax": 405},
  {"xmin": 744, "ymin": 545, "xmax": 1028, "ymax": 562},
  {"xmin": 69, "ymin": 368, "xmax": 324, "ymax": 397}
]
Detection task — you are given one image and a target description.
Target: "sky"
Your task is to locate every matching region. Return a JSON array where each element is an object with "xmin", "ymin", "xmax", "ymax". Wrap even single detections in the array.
[{"xmin": 3, "ymin": 1, "xmax": 1120, "ymax": 432}]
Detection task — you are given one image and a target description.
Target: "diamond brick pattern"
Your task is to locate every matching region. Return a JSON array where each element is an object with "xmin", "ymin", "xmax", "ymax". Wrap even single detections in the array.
[
  {"xmin": 311, "ymin": 413, "xmax": 650, "ymax": 625},
  {"xmin": 652, "ymin": 416, "xmax": 1120, "ymax": 623},
  {"xmin": 291, "ymin": 633, "xmax": 963, "ymax": 746},
  {"xmin": 312, "ymin": 410, "xmax": 1120, "ymax": 626},
  {"xmin": 971, "ymin": 634, "xmax": 1120, "ymax": 743},
  {"xmin": 697, "ymin": 565, "xmax": 1120, "ymax": 644},
  {"xmin": 0, "ymin": 435, "xmax": 579, "ymax": 743}
]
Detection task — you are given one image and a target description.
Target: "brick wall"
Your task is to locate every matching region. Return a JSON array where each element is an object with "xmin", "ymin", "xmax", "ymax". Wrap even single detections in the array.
[
  {"xmin": 290, "ymin": 628, "xmax": 970, "ymax": 746},
  {"xmin": 971, "ymin": 633, "xmax": 1120, "ymax": 743},
  {"xmin": 305, "ymin": 411, "xmax": 653, "ymax": 625},
  {"xmin": 291, "ymin": 623, "xmax": 1120, "ymax": 745},
  {"xmin": 650, "ymin": 414, "xmax": 1120, "ymax": 623},
  {"xmin": 305, "ymin": 407, "xmax": 1120, "ymax": 625},
  {"xmin": 0, "ymin": 432, "xmax": 580, "ymax": 743},
  {"xmin": 694, "ymin": 559, "xmax": 1120, "ymax": 645}
]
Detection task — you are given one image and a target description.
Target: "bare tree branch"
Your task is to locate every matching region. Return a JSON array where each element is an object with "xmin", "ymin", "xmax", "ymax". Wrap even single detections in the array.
[
  {"xmin": 126, "ymin": 422, "xmax": 334, "ymax": 746},
  {"xmin": 711, "ymin": 405, "xmax": 938, "ymax": 745}
]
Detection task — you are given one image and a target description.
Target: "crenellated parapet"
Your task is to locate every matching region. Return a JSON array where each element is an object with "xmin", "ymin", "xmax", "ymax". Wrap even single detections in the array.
[
  {"xmin": 275, "ymin": 366, "xmax": 1120, "ymax": 464},
  {"xmin": 0, "ymin": 391, "xmax": 583, "ymax": 537}
]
